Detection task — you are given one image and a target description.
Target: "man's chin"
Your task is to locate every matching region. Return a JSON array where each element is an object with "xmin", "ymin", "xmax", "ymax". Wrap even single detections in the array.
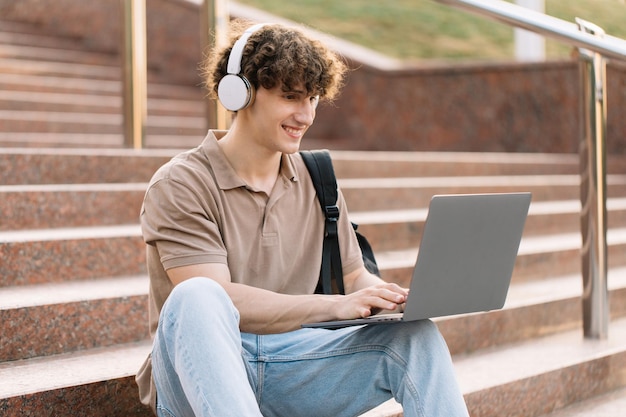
[{"xmin": 282, "ymin": 140, "xmax": 304, "ymax": 155}]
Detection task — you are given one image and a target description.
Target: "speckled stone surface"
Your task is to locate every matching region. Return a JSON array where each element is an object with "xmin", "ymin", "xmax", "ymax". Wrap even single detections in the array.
[
  {"xmin": 376, "ymin": 240, "xmax": 582, "ymax": 288},
  {"xmin": 440, "ymin": 269, "xmax": 626, "ymax": 356},
  {"xmin": 331, "ymin": 152, "xmax": 581, "ymax": 179},
  {"xmin": 353, "ymin": 199, "xmax": 626, "ymax": 254},
  {"xmin": 517, "ymin": 237, "xmax": 626, "ymax": 282},
  {"xmin": 543, "ymin": 386, "xmax": 626, "ymax": 417},
  {"xmin": 464, "ymin": 349, "xmax": 626, "ymax": 417},
  {"xmin": 0, "ymin": 149, "xmax": 175, "ymax": 185},
  {"xmin": 339, "ymin": 178, "xmax": 588, "ymax": 212},
  {"xmin": 379, "ymin": 229, "xmax": 626, "ymax": 288},
  {"xmin": 1, "ymin": 295, "xmax": 148, "ymax": 362},
  {"xmin": 0, "ymin": 231, "xmax": 145, "ymax": 287},
  {"xmin": 0, "ymin": 185, "xmax": 145, "ymax": 230},
  {"xmin": 456, "ymin": 317, "xmax": 626, "ymax": 417},
  {"xmin": 438, "ymin": 298, "xmax": 582, "ymax": 356},
  {"xmin": 0, "ymin": 377, "xmax": 153, "ymax": 417}
]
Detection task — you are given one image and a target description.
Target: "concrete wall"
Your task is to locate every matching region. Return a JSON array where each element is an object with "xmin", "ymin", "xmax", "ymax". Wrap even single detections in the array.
[{"xmin": 1, "ymin": 0, "xmax": 624, "ymax": 153}]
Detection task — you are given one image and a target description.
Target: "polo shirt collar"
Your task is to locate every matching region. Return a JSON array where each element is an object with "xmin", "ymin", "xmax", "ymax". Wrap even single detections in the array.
[{"xmin": 201, "ymin": 130, "xmax": 299, "ymax": 191}]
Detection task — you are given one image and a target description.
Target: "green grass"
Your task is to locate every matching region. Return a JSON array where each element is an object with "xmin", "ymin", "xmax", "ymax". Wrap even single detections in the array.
[{"xmin": 236, "ymin": 0, "xmax": 626, "ymax": 60}]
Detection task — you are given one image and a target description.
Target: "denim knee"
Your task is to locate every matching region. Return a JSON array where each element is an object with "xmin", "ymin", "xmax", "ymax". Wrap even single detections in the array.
[
  {"xmin": 161, "ymin": 277, "xmax": 240, "ymax": 326},
  {"xmin": 369, "ymin": 319, "xmax": 449, "ymax": 362},
  {"xmin": 382, "ymin": 319, "xmax": 440, "ymax": 341},
  {"xmin": 407, "ymin": 319, "xmax": 442, "ymax": 341},
  {"xmin": 405, "ymin": 320, "xmax": 449, "ymax": 351}
]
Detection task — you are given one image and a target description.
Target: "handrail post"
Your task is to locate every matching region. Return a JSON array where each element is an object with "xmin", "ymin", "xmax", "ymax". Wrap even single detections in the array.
[
  {"xmin": 121, "ymin": 0, "xmax": 147, "ymax": 149},
  {"xmin": 201, "ymin": 0, "xmax": 230, "ymax": 130},
  {"xmin": 576, "ymin": 18, "xmax": 609, "ymax": 339}
]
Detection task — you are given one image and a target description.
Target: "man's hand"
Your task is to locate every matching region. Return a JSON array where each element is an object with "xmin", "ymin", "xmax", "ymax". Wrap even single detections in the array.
[{"xmin": 336, "ymin": 283, "xmax": 408, "ymax": 319}]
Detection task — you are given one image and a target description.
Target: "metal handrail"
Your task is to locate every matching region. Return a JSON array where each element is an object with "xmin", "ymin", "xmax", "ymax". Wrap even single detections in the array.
[
  {"xmin": 437, "ymin": 0, "xmax": 626, "ymax": 60},
  {"xmin": 436, "ymin": 0, "xmax": 626, "ymax": 339}
]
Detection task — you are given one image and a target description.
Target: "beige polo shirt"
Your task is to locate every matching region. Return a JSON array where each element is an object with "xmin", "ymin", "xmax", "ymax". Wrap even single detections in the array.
[{"xmin": 136, "ymin": 131, "xmax": 364, "ymax": 410}]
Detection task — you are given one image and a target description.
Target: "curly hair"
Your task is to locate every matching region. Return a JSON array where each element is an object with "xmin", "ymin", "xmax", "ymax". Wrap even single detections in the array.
[{"xmin": 202, "ymin": 20, "xmax": 347, "ymax": 104}]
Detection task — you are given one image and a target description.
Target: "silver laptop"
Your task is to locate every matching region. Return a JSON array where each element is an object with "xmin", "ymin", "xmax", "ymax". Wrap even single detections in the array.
[{"xmin": 302, "ymin": 192, "xmax": 531, "ymax": 329}]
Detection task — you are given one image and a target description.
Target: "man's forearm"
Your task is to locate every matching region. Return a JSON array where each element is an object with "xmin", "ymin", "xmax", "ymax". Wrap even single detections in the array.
[{"xmin": 224, "ymin": 281, "xmax": 341, "ymax": 334}]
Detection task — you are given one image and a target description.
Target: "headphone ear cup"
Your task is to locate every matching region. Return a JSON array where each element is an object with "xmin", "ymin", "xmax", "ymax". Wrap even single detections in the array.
[{"xmin": 217, "ymin": 74, "xmax": 253, "ymax": 112}]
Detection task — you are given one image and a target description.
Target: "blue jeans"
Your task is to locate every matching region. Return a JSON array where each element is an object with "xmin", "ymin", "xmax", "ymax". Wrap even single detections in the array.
[{"xmin": 152, "ymin": 278, "xmax": 468, "ymax": 417}]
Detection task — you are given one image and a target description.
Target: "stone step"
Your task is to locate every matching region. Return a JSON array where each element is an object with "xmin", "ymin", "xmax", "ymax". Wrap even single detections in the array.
[
  {"xmin": 0, "ymin": 72, "xmax": 121, "ymax": 95},
  {"xmin": 0, "ymin": 43, "xmax": 118, "ymax": 66},
  {"xmin": 538, "ymin": 386, "xmax": 626, "ymax": 417},
  {"xmin": 0, "ymin": 145, "xmax": 624, "ymax": 181},
  {"xmin": 0, "ymin": 72, "xmax": 203, "ymax": 99},
  {"xmin": 2, "ymin": 265, "xmax": 623, "ymax": 364},
  {"xmin": 0, "ymin": 341, "xmax": 153, "ymax": 417},
  {"xmin": 0, "ymin": 110, "xmax": 120, "ymax": 134},
  {"xmin": 368, "ymin": 316, "xmax": 626, "ymax": 417},
  {"xmin": 0, "ymin": 231, "xmax": 626, "ymax": 359},
  {"xmin": 0, "ymin": 90, "xmax": 119, "ymax": 114},
  {"xmin": 354, "ymin": 197, "xmax": 626, "ymax": 252},
  {"xmin": 330, "ymin": 150, "xmax": 580, "ymax": 177},
  {"xmin": 458, "ymin": 315, "xmax": 626, "ymax": 417},
  {"xmin": 0, "ymin": 275, "xmax": 148, "ymax": 362},
  {"xmin": 4, "ymin": 181, "xmax": 626, "ymax": 244},
  {"xmin": 0, "ymin": 148, "xmax": 599, "ymax": 184},
  {"xmin": 0, "ymin": 148, "xmax": 177, "ymax": 185},
  {"xmin": 3, "ymin": 154, "xmax": 624, "ymax": 207},
  {"xmin": 4, "ymin": 306, "xmax": 626, "ymax": 417},
  {"xmin": 0, "ymin": 110, "xmax": 205, "ymax": 135},
  {"xmin": 0, "ymin": 132, "xmax": 203, "ymax": 149},
  {"xmin": 378, "ymin": 228, "xmax": 626, "ymax": 287},
  {"xmin": 0, "ymin": 27, "xmax": 88, "ymax": 51},
  {"xmin": 340, "ymin": 174, "xmax": 626, "ymax": 209},
  {"xmin": 0, "ymin": 225, "xmax": 144, "ymax": 287},
  {"xmin": 3, "ymin": 223, "xmax": 625, "ymax": 288},
  {"xmin": 0, "ymin": 183, "xmax": 146, "ymax": 230},
  {"xmin": 439, "ymin": 267, "xmax": 626, "ymax": 355},
  {"xmin": 0, "ymin": 57, "xmax": 118, "ymax": 80},
  {"xmin": 0, "ymin": 90, "xmax": 203, "ymax": 116},
  {"xmin": 0, "ymin": 19, "xmax": 86, "ymax": 48}
]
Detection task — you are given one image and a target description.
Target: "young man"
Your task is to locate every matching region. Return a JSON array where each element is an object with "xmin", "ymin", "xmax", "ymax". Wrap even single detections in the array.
[{"xmin": 136, "ymin": 21, "xmax": 469, "ymax": 417}]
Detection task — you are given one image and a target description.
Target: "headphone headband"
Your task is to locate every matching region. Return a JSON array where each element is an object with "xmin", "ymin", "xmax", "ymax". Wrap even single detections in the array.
[
  {"xmin": 218, "ymin": 23, "xmax": 267, "ymax": 112},
  {"xmin": 226, "ymin": 23, "xmax": 267, "ymax": 75}
]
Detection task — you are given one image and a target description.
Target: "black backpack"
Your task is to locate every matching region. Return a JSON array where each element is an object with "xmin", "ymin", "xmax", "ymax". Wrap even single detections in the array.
[{"xmin": 300, "ymin": 150, "xmax": 380, "ymax": 295}]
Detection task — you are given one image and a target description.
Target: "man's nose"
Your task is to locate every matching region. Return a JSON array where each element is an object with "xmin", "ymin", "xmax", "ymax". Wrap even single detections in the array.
[{"xmin": 295, "ymin": 99, "xmax": 316, "ymax": 125}]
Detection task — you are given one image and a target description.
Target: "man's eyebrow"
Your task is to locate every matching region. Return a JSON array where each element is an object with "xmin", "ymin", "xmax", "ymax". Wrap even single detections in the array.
[{"xmin": 283, "ymin": 87, "xmax": 319, "ymax": 97}]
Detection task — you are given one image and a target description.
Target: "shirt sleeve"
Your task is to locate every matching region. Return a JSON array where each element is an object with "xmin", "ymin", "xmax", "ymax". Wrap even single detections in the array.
[{"xmin": 140, "ymin": 177, "xmax": 228, "ymax": 270}]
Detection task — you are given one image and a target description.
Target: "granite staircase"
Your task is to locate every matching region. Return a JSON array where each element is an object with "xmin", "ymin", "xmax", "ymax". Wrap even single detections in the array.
[
  {"xmin": 2, "ymin": 16, "xmax": 626, "ymax": 417},
  {"xmin": 0, "ymin": 18, "xmax": 205, "ymax": 150}
]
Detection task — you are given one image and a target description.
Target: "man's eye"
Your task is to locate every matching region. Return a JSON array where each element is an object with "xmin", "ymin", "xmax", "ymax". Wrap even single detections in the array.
[{"xmin": 311, "ymin": 95, "xmax": 320, "ymax": 108}]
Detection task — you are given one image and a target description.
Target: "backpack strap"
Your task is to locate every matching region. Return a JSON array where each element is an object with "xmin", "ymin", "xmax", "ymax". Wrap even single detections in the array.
[{"xmin": 300, "ymin": 150, "xmax": 345, "ymax": 295}]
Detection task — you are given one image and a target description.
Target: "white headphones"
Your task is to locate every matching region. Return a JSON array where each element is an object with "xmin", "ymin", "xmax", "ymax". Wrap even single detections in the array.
[{"xmin": 217, "ymin": 23, "xmax": 267, "ymax": 112}]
